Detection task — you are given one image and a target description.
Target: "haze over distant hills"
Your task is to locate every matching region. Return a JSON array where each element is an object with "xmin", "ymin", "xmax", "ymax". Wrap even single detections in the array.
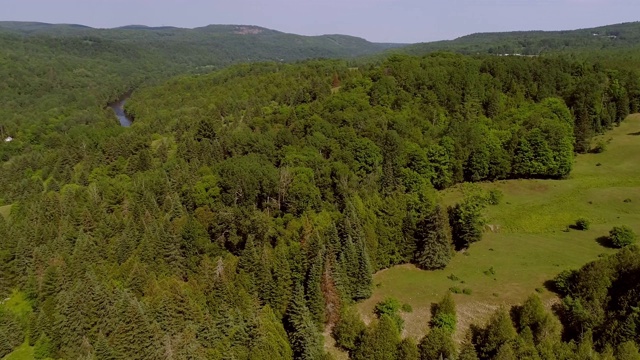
[
  {"xmin": 398, "ymin": 21, "xmax": 640, "ymax": 56},
  {"xmin": 0, "ymin": 21, "xmax": 403, "ymax": 66},
  {"xmin": 5, "ymin": 20, "xmax": 640, "ymax": 67}
]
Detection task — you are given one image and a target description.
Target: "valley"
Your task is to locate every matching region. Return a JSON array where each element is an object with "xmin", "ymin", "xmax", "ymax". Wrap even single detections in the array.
[{"xmin": 2, "ymin": 18, "xmax": 640, "ymax": 360}]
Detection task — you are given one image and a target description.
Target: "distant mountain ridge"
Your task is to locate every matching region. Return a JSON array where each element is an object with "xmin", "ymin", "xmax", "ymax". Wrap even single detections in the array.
[
  {"xmin": 398, "ymin": 21, "xmax": 640, "ymax": 56},
  {"xmin": 0, "ymin": 21, "xmax": 404, "ymax": 63}
]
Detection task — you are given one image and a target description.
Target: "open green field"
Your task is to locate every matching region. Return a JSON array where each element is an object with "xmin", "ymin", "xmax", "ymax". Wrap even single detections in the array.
[
  {"xmin": 0, "ymin": 204, "xmax": 12, "ymax": 219},
  {"xmin": 357, "ymin": 114, "xmax": 640, "ymax": 342},
  {"xmin": 2, "ymin": 342, "xmax": 34, "ymax": 360},
  {"xmin": 1, "ymin": 291, "xmax": 35, "ymax": 360}
]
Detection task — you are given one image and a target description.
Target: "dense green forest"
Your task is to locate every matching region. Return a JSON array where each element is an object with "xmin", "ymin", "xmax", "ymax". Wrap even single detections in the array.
[
  {"xmin": 3, "ymin": 46, "xmax": 640, "ymax": 358},
  {"xmin": 2, "ymin": 21, "xmax": 640, "ymax": 360},
  {"xmin": 0, "ymin": 22, "xmax": 400, "ymax": 165}
]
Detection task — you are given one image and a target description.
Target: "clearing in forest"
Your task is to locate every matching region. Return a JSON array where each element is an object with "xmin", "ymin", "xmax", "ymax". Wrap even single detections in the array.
[
  {"xmin": 0, "ymin": 204, "xmax": 11, "ymax": 219},
  {"xmin": 357, "ymin": 114, "xmax": 640, "ymax": 342}
]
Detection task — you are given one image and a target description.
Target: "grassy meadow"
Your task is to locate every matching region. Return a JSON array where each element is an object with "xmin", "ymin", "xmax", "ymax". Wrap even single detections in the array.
[
  {"xmin": 356, "ymin": 114, "xmax": 640, "ymax": 342},
  {"xmin": 1, "ymin": 291, "xmax": 34, "ymax": 360},
  {"xmin": 0, "ymin": 205, "xmax": 11, "ymax": 220}
]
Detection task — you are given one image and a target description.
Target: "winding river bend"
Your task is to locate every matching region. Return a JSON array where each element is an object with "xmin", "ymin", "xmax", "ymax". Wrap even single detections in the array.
[{"xmin": 109, "ymin": 97, "xmax": 133, "ymax": 127}]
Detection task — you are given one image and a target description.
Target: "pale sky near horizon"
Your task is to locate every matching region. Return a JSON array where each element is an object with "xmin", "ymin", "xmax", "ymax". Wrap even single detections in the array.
[{"xmin": 1, "ymin": 0, "xmax": 639, "ymax": 43}]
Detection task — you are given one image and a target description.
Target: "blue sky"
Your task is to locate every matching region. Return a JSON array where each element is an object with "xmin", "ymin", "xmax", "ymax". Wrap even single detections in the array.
[{"xmin": 1, "ymin": 0, "xmax": 639, "ymax": 43}]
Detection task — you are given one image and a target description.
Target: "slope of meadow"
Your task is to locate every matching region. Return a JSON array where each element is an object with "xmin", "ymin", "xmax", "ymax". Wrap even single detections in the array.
[{"xmin": 357, "ymin": 114, "xmax": 640, "ymax": 342}]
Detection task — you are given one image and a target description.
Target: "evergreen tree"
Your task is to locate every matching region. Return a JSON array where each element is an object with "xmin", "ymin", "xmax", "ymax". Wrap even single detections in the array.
[
  {"xmin": 617, "ymin": 341, "xmax": 640, "ymax": 360},
  {"xmin": 250, "ymin": 306, "xmax": 294, "ymax": 360},
  {"xmin": 94, "ymin": 333, "xmax": 118, "ymax": 360},
  {"xmin": 494, "ymin": 343, "xmax": 517, "ymax": 360},
  {"xmin": 306, "ymin": 247, "xmax": 327, "ymax": 326},
  {"xmin": 397, "ymin": 338, "xmax": 419, "ymax": 360},
  {"xmin": 449, "ymin": 195, "xmax": 486, "ymax": 250},
  {"xmin": 267, "ymin": 242, "xmax": 293, "ymax": 318},
  {"xmin": 414, "ymin": 205, "xmax": 453, "ymax": 270},
  {"xmin": 352, "ymin": 237, "xmax": 373, "ymax": 300},
  {"xmin": 286, "ymin": 283, "xmax": 325, "ymax": 360},
  {"xmin": 352, "ymin": 315, "xmax": 400, "ymax": 360},
  {"xmin": 110, "ymin": 293, "xmax": 162, "ymax": 359},
  {"xmin": 33, "ymin": 335, "xmax": 55, "ymax": 360},
  {"xmin": 458, "ymin": 341, "xmax": 480, "ymax": 360},
  {"xmin": 419, "ymin": 327, "xmax": 456, "ymax": 360},
  {"xmin": 477, "ymin": 307, "xmax": 517, "ymax": 359}
]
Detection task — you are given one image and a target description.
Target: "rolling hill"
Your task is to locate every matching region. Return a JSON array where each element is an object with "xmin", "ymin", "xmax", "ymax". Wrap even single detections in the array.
[
  {"xmin": 399, "ymin": 21, "xmax": 640, "ymax": 56},
  {"xmin": 0, "ymin": 21, "xmax": 403, "ymax": 65}
]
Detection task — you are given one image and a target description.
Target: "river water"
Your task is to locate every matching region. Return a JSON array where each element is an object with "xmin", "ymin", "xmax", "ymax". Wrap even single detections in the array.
[{"xmin": 109, "ymin": 98, "xmax": 133, "ymax": 127}]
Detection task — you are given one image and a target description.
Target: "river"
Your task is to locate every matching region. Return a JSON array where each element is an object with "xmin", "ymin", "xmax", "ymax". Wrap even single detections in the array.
[{"xmin": 109, "ymin": 97, "xmax": 133, "ymax": 127}]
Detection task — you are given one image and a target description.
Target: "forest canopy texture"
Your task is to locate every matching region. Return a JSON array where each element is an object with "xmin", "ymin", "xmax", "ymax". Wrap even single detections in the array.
[{"xmin": 1, "ymin": 25, "xmax": 640, "ymax": 359}]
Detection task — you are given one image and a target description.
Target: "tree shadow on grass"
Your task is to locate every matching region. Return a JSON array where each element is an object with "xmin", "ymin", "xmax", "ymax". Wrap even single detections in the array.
[
  {"xmin": 543, "ymin": 279, "xmax": 560, "ymax": 294},
  {"xmin": 629, "ymin": 131, "xmax": 640, "ymax": 136},
  {"xmin": 596, "ymin": 236, "xmax": 615, "ymax": 248}
]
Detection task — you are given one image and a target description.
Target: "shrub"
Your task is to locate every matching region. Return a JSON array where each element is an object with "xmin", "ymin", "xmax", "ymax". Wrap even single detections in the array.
[
  {"xmin": 591, "ymin": 140, "xmax": 607, "ymax": 153},
  {"xmin": 449, "ymin": 287, "xmax": 462, "ymax": 294},
  {"xmin": 484, "ymin": 267, "xmax": 496, "ymax": 276},
  {"xmin": 374, "ymin": 297, "xmax": 404, "ymax": 330},
  {"xmin": 574, "ymin": 218, "xmax": 591, "ymax": 231},
  {"xmin": 463, "ymin": 288, "xmax": 473, "ymax": 295},
  {"xmin": 374, "ymin": 297, "xmax": 401, "ymax": 318},
  {"xmin": 624, "ymin": 198, "xmax": 632, "ymax": 203},
  {"xmin": 487, "ymin": 189, "xmax": 504, "ymax": 205},
  {"xmin": 431, "ymin": 312, "xmax": 457, "ymax": 332},
  {"xmin": 401, "ymin": 303, "xmax": 413, "ymax": 313},
  {"xmin": 447, "ymin": 274, "xmax": 460, "ymax": 282},
  {"xmin": 609, "ymin": 226, "xmax": 637, "ymax": 248}
]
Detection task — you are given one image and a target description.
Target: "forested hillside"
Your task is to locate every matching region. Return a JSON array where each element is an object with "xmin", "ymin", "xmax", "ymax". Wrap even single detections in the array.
[
  {"xmin": 0, "ymin": 22, "xmax": 401, "ymax": 168},
  {"xmin": 399, "ymin": 22, "xmax": 640, "ymax": 61},
  {"xmin": 0, "ymin": 21, "xmax": 400, "ymax": 65},
  {"xmin": 1, "ymin": 49, "xmax": 639, "ymax": 358}
]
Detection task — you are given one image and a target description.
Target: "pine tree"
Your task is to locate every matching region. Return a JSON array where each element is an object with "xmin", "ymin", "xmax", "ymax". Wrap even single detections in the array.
[
  {"xmin": 250, "ymin": 306, "xmax": 294, "ymax": 360},
  {"xmin": 458, "ymin": 341, "xmax": 480, "ymax": 360},
  {"xmin": 449, "ymin": 196, "xmax": 485, "ymax": 250},
  {"xmin": 110, "ymin": 293, "xmax": 161, "ymax": 359},
  {"xmin": 617, "ymin": 341, "xmax": 640, "ymax": 360},
  {"xmin": 494, "ymin": 343, "xmax": 517, "ymax": 360},
  {"xmin": 419, "ymin": 327, "xmax": 456, "ymax": 360},
  {"xmin": 414, "ymin": 205, "xmax": 453, "ymax": 270},
  {"xmin": 305, "ymin": 247, "xmax": 326, "ymax": 326},
  {"xmin": 267, "ymin": 242, "xmax": 293, "ymax": 318},
  {"xmin": 352, "ymin": 237, "xmax": 373, "ymax": 300},
  {"xmin": 286, "ymin": 283, "xmax": 325, "ymax": 360},
  {"xmin": 397, "ymin": 338, "xmax": 419, "ymax": 360},
  {"xmin": 93, "ymin": 333, "xmax": 118, "ymax": 360},
  {"xmin": 238, "ymin": 235, "xmax": 261, "ymax": 295},
  {"xmin": 352, "ymin": 315, "xmax": 400, "ymax": 360},
  {"xmin": 33, "ymin": 334, "xmax": 55, "ymax": 360}
]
